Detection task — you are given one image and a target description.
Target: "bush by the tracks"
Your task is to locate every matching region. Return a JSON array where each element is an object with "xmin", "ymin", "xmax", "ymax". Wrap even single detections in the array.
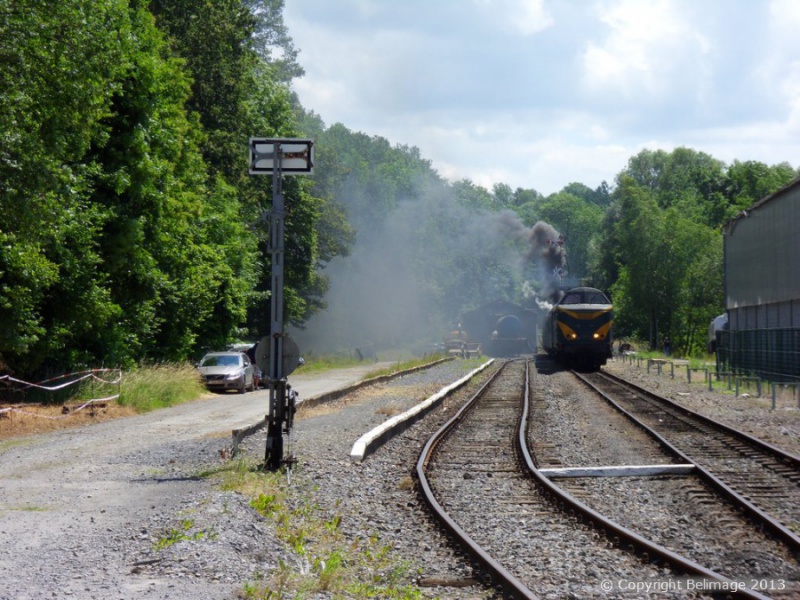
[{"xmin": 117, "ymin": 363, "xmax": 206, "ymax": 413}]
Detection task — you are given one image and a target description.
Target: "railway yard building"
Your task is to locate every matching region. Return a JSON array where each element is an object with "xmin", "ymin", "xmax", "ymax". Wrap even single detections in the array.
[{"xmin": 721, "ymin": 176, "xmax": 800, "ymax": 381}]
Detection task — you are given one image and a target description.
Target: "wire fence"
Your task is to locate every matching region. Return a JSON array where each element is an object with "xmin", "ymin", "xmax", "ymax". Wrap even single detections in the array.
[
  {"xmin": 717, "ymin": 329, "xmax": 800, "ymax": 383},
  {"xmin": 0, "ymin": 369, "xmax": 122, "ymax": 406}
]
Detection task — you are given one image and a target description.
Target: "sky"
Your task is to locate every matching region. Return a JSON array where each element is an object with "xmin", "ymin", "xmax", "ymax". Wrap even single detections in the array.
[{"xmin": 283, "ymin": 0, "xmax": 800, "ymax": 196}]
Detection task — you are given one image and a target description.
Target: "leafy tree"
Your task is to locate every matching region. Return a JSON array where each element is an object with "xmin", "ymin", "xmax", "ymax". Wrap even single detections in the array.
[
  {"xmin": 243, "ymin": 0, "xmax": 304, "ymax": 82},
  {"xmin": 724, "ymin": 160, "xmax": 798, "ymax": 216},
  {"xmin": 561, "ymin": 181, "xmax": 612, "ymax": 207},
  {"xmin": 492, "ymin": 182, "xmax": 514, "ymax": 207},
  {"xmin": 452, "ymin": 179, "xmax": 497, "ymax": 212},
  {"xmin": 150, "ymin": 0, "xmax": 327, "ymax": 338},
  {"xmin": 609, "ymin": 178, "xmax": 668, "ymax": 347},
  {"xmin": 86, "ymin": 1, "xmax": 256, "ymax": 363},
  {"xmin": 0, "ymin": 0, "xmax": 130, "ymax": 374},
  {"xmin": 603, "ymin": 175, "xmax": 726, "ymax": 353},
  {"xmin": 536, "ymin": 192, "xmax": 603, "ymax": 281},
  {"xmin": 512, "ymin": 187, "xmax": 544, "ymax": 207},
  {"xmin": 672, "ymin": 228, "xmax": 723, "ymax": 355},
  {"xmin": 149, "ymin": 0, "xmax": 258, "ymax": 182}
]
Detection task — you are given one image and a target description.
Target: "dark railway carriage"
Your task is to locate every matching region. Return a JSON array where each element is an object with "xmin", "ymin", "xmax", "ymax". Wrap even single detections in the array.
[
  {"xmin": 541, "ymin": 287, "xmax": 613, "ymax": 371},
  {"xmin": 461, "ymin": 300, "xmax": 538, "ymax": 357}
]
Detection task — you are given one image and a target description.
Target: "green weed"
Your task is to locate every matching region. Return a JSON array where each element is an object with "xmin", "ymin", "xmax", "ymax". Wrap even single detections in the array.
[
  {"xmin": 223, "ymin": 459, "xmax": 426, "ymax": 599},
  {"xmin": 153, "ymin": 518, "xmax": 216, "ymax": 551}
]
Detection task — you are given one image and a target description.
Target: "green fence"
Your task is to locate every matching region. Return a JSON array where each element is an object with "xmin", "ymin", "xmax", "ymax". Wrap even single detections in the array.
[{"xmin": 717, "ymin": 328, "xmax": 800, "ymax": 382}]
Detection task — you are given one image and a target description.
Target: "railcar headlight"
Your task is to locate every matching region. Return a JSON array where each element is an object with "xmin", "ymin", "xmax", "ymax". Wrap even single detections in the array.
[
  {"xmin": 592, "ymin": 322, "xmax": 612, "ymax": 340},
  {"xmin": 557, "ymin": 321, "xmax": 579, "ymax": 340}
]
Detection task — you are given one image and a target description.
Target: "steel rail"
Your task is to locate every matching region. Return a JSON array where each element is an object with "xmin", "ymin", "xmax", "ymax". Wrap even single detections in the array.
[
  {"xmin": 592, "ymin": 370, "xmax": 800, "ymax": 466},
  {"xmin": 518, "ymin": 365, "xmax": 770, "ymax": 600},
  {"xmin": 575, "ymin": 369, "xmax": 800, "ymax": 553},
  {"xmin": 415, "ymin": 360, "xmax": 539, "ymax": 600}
]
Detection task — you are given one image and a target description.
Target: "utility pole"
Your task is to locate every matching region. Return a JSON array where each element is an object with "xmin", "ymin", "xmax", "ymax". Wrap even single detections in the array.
[{"xmin": 249, "ymin": 138, "xmax": 313, "ymax": 469}]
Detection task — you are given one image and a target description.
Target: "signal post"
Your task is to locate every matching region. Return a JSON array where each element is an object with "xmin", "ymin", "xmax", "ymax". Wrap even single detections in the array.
[{"xmin": 249, "ymin": 138, "xmax": 314, "ymax": 469}]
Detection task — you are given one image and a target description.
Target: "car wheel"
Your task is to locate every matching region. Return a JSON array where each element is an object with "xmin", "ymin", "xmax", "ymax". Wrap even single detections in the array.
[{"xmin": 238, "ymin": 380, "xmax": 246, "ymax": 394}]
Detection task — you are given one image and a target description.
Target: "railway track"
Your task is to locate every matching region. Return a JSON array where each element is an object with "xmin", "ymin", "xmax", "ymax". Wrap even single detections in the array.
[
  {"xmin": 415, "ymin": 359, "xmax": 776, "ymax": 599},
  {"xmin": 576, "ymin": 370, "xmax": 800, "ymax": 551}
]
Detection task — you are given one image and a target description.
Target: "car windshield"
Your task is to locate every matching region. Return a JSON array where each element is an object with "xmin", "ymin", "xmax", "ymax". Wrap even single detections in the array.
[{"xmin": 200, "ymin": 354, "xmax": 241, "ymax": 367}]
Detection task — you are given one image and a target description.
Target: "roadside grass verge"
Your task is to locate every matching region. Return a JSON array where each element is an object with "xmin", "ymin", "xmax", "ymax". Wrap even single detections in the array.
[
  {"xmin": 116, "ymin": 363, "xmax": 207, "ymax": 413},
  {"xmin": 360, "ymin": 354, "xmax": 450, "ymax": 380},
  {"xmin": 297, "ymin": 351, "xmax": 448, "ymax": 376},
  {"xmin": 206, "ymin": 459, "xmax": 423, "ymax": 599},
  {"xmin": 295, "ymin": 354, "xmax": 368, "ymax": 374}
]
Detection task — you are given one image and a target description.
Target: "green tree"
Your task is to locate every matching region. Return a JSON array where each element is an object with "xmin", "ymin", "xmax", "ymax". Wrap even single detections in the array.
[
  {"xmin": 537, "ymin": 192, "xmax": 603, "ymax": 281},
  {"xmin": 492, "ymin": 182, "xmax": 514, "ymax": 207},
  {"xmin": 151, "ymin": 0, "xmax": 327, "ymax": 336},
  {"xmin": 244, "ymin": 0, "xmax": 304, "ymax": 82},
  {"xmin": 0, "ymin": 0, "xmax": 130, "ymax": 373},
  {"xmin": 512, "ymin": 187, "xmax": 544, "ymax": 207},
  {"xmin": 724, "ymin": 160, "xmax": 798, "ymax": 217},
  {"xmin": 609, "ymin": 178, "xmax": 668, "ymax": 347}
]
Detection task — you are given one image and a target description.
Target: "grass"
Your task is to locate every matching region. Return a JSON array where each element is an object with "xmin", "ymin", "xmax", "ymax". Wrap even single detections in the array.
[
  {"xmin": 297, "ymin": 350, "xmax": 447, "ymax": 376},
  {"xmin": 117, "ymin": 363, "xmax": 207, "ymax": 413},
  {"xmin": 293, "ymin": 353, "xmax": 365, "ymax": 374},
  {"xmin": 359, "ymin": 354, "xmax": 449, "ymax": 380},
  {"xmin": 202, "ymin": 459, "xmax": 424, "ymax": 599}
]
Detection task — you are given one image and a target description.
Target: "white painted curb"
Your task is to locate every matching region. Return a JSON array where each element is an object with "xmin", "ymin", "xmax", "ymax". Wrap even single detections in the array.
[{"xmin": 349, "ymin": 359, "xmax": 494, "ymax": 462}]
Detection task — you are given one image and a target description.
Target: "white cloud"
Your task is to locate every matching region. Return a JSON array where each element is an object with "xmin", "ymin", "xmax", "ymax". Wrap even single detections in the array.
[
  {"xmin": 581, "ymin": 0, "xmax": 710, "ymax": 99},
  {"xmin": 473, "ymin": 0, "xmax": 554, "ymax": 36},
  {"xmin": 284, "ymin": 0, "xmax": 799, "ymax": 197},
  {"xmin": 765, "ymin": 0, "xmax": 800, "ymax": 133}
]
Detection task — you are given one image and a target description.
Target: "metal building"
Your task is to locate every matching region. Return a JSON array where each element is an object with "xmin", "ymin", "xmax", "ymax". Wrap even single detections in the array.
[{"xmin": 719, "ymin": 177, "xmax": 800, "ymax": 381}]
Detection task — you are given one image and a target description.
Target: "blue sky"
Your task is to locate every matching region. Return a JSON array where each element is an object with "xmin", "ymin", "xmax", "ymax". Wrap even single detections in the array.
[{"xmin": 283, "ymin": 0, "xmax": 800, "ymax": 196}]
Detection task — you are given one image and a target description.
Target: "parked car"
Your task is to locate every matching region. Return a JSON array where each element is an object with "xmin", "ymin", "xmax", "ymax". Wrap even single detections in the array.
[{"xmin": 196, "ymin": 351, "xmax": 256, "ymax": 393}]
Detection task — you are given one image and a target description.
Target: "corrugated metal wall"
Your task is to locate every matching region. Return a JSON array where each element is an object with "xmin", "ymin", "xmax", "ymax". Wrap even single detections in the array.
[
  {"xmin": 725, "ymin": 182, "xmax": 800, "ymax": 308},
  {"xmin": 722, "ymin": 179, "xmax": 800, "ymax": 382}
]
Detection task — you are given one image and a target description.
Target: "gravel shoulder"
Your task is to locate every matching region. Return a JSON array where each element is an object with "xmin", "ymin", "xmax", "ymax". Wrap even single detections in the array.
[
  {"xmin": 0, "ymin": 359, "xmax": 493, "ymax": 600},
  {"xmin": 0, "ymin": 362, "xmax": 401, "ymax": 600},
  {"xmin": 2, "ymin": 355, "xmax": 797, "ymax": 600},
  {"xmin": 602, "ymin": 357, "xmax": 800, "ymax": 457}
]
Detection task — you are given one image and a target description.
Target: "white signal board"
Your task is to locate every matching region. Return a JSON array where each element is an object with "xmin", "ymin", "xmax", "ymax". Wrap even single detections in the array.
[{"xmin": 249, "ymin": 138, "xmax": 314, "ymax": 174}]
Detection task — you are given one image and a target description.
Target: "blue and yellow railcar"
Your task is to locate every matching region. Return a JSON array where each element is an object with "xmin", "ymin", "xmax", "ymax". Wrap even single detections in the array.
[{"xmin": 541, "ymin": 287, "xmax": 613, "ymax": 371}]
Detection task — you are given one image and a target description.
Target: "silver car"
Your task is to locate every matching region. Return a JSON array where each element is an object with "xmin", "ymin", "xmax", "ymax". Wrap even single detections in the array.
[{"xmin": 196, "ymin": 352, "xmax": 256, "ymax": 393}]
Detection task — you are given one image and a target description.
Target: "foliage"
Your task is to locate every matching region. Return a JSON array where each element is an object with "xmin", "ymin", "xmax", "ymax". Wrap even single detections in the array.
[
  {"xmin": 117, "ymin": 363, "xmax": 207, "ymax": 412},
  {"xmin": 0, "ymin": 0, "xmax": 327, "ymax": 377},
  {"xmin": 0, "ymin": 0, "xmax": 130, "ymax": 373},
  {"xmin": 535, "ymin": 191, "xmax": 603, "ymax": 281},
  {"xmin": 594, "ymin": 148, "xmax": 796, "ymax": 355},
  {"xmin": 1, "ymin": 1, "xmax": 797, "ymax": 375}
]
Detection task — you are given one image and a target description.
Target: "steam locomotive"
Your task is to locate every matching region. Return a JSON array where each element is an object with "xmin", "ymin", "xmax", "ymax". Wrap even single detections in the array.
[
  {"xmin": 541, "ymin": 286, "xmax": 613, "ymax": 371},
  {"xmin": 460, "ymin": 300, "xmax": 538, "ymax": 357}
]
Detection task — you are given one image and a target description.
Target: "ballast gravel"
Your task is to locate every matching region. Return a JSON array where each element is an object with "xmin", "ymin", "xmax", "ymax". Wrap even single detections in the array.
[{"xmin": 1, "ymin": 355, "xmax": 798, "ymax": 600}]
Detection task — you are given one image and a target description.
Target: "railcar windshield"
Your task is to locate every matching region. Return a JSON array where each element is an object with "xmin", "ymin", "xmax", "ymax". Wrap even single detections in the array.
[{"xmin": 560, "ymin": 289, "xmax": 610, "ymax": 305}]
